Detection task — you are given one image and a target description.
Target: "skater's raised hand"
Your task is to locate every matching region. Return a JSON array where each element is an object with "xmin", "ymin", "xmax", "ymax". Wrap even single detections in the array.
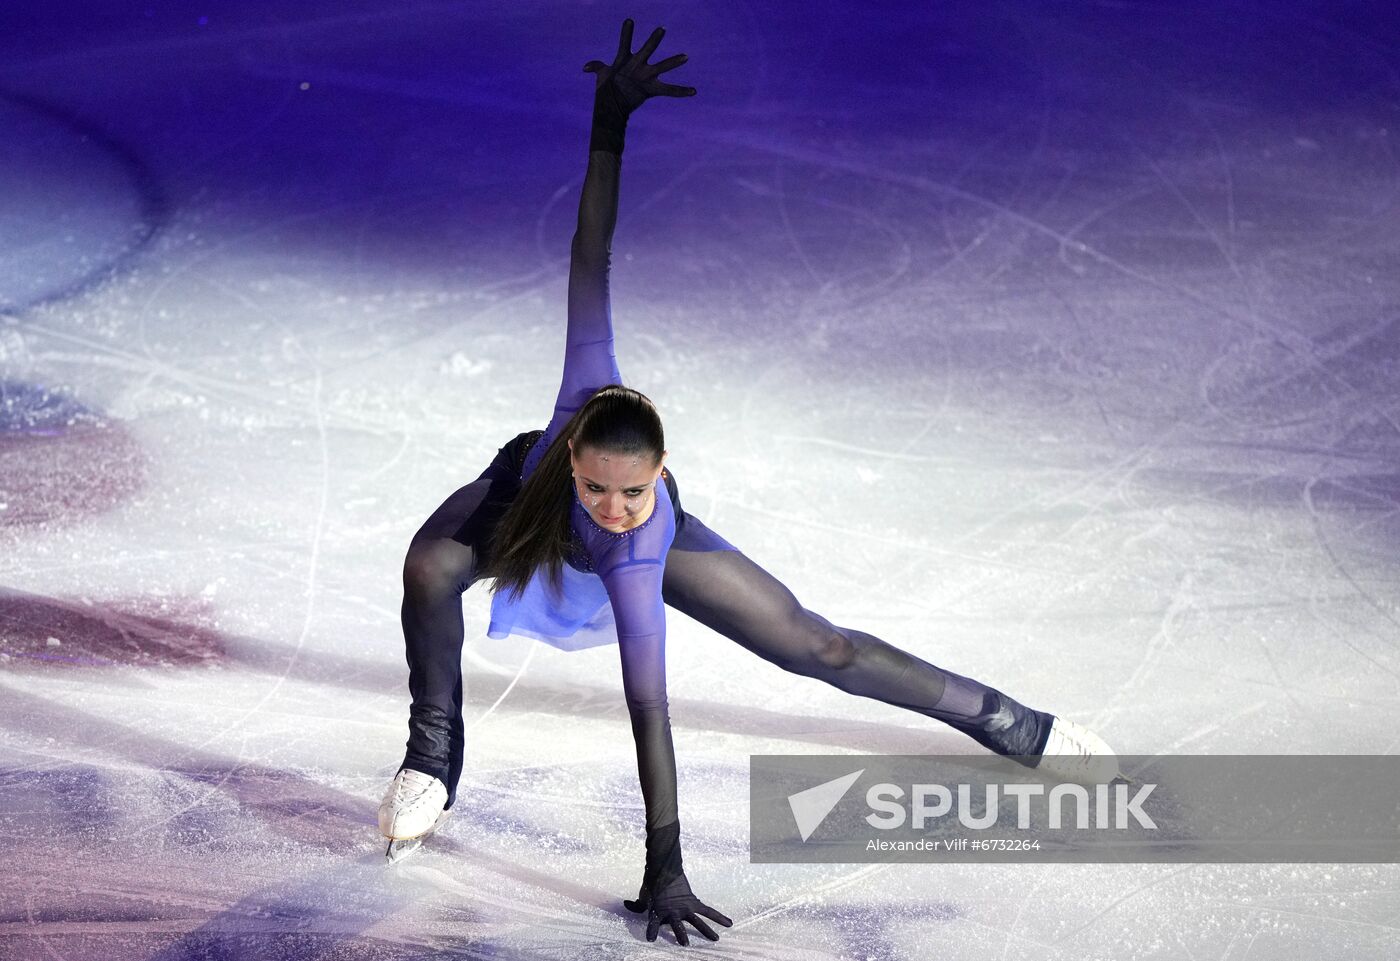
[
  {"xmin": 624, "ymin": 871, "xmax": 733, "ymax": 947},
  {"xmin": 584, "ymin": 18, "xmax": 696, "ymax": 112},
  {"xmin": 584, "ymin": 18, "xmax": 694, "ymax": 154}
]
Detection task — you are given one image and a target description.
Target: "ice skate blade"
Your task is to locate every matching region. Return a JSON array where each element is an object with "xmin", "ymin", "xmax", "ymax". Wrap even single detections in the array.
[
  {"xmin": 385, "ymin": 836, "xmax": 424, "ymax": 864},
  {"xmin": 382, "ymin": 809, "xmax": 450, "ymax": 865}
]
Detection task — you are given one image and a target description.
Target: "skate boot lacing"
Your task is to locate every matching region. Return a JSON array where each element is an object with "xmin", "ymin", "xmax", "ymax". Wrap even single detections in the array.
[{"xmin": 390, "ymin": 769, "xmax": 440, "ymax": 807}]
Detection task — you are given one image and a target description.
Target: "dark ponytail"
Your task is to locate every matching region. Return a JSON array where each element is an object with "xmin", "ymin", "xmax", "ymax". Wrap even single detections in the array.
[{"xmin": 485, "ymin": 384, "xmax": 664, "ymax": 601}]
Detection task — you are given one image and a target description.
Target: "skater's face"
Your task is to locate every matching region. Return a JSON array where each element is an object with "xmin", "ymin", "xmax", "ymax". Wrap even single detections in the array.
[{"xmin": 568, "ymin": 441, "xmax": 667, "ymax": 532}]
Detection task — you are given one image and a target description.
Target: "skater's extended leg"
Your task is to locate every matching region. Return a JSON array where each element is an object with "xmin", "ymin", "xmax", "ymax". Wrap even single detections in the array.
[{"xmin": 661, "ymin": 548, "xmax": 1052, "ymax": 757}]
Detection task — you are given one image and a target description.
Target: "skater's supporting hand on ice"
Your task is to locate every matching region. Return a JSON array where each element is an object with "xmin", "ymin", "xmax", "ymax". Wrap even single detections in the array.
[
  {"xmin": 623, "ymin": 821, "xmax": 733, "ymax": 946},
  {"xmin": 583, "ymin": 18, "xmax": 696, "ymax": 154}
]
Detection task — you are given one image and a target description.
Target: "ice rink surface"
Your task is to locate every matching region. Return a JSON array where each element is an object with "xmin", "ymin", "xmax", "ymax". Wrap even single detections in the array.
[{"xmin": 3, "ymin": 0, "xmax": 1400, "ymax": 957}]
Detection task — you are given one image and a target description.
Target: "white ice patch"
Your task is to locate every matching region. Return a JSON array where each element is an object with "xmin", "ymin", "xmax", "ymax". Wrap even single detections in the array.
[{"xmin": 441, "ymin": 350, "xmax": 492, "ymax": 377}]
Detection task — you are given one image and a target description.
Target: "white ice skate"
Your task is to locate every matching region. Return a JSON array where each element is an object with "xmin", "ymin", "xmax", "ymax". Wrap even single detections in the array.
[
  {"xmin": 1035, "ymin": 717, "xmax": 1121, "ymax": 785},
  {"xmin": 379, "ymin": 768, "xmax": 449, "ymax": 864}
]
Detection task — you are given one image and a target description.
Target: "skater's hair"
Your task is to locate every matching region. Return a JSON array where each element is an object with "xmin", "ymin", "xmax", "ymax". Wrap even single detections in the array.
[{"xmin": 486, "ymin": 384, "xmax": 664, "ymax": 601}]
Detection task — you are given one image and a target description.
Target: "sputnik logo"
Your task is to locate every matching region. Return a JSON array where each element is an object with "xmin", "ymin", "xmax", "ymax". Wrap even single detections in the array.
[{"xmin": 787, "ymin": 769, "xmax": 864, "ymax": 841}]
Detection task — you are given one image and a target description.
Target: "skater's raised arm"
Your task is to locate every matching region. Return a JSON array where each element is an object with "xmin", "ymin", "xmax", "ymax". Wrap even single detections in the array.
[
  {"xmin": 544, "ymin": 20, "xmax": 697, "ymax": 432},
  {"xmin": 557, "ymin": 150, "xmax": 623, "ymax": 412}
]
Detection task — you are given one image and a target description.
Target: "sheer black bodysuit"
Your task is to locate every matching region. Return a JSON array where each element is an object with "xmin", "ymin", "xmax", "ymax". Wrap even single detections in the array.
[{"xmin": 396, "ymin": 40, "xmax": 1052, "ymax": 939}]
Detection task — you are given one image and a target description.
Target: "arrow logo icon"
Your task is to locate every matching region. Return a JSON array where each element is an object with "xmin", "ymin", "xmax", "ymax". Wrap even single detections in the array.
[{"xmin": 787, "ymin": 769, "xmax": 864, "ymax": 841}]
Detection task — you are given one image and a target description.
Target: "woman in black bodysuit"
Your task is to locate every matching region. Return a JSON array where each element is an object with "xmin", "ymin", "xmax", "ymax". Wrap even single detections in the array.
[{"xmin": 380, "ymin": 19, "xmax": 1118, "ymax": 947}]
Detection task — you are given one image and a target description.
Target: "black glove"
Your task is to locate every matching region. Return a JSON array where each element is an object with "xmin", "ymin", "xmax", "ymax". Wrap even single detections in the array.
[
  {"xmin": 583, "ymin": 18, "xmax": 697, "ymax": 154},
  {"xmin": 623, "ymin": 820, "xmax": 733, "ymax": 946}
]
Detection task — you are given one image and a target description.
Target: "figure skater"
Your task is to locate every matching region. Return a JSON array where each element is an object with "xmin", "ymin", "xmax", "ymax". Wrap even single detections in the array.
[{"xmin": 378, "ymin": 19, "xmax": 1117, "ymax": 946}]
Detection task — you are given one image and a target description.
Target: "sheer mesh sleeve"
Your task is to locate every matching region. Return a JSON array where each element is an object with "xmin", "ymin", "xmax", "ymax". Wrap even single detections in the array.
[
  {"xmin": 582, "ymin": 490, "xmax": 680, "ymax": 831},
  {"xmin": 522, "ymin": 151, "xmax": 624, "ymax": 481}
]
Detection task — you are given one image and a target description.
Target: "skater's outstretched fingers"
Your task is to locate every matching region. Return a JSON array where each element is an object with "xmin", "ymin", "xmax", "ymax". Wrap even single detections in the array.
[
  {"xmin": 584, "ymin": 17, "xmax": 638, "ymax": 80},
  {"xmin": 629, "ymin": 24, "xmax": 666, "ymax": 72},
  {"xmin": 584, "ymin": 18, "xmax": 696, "ymax": 100},
  {"xmin": 641, "ymin": 895, "xmax": 732, "ymax": 945},
  {"xmin": 643, "ymin": 52, "xmax": 688, "ymax": 79},
  {"xmin": 613, "ymin": 17, "xmax": 635, "ymax": 68},
  {"xmin": 641, "ymin": 56, "xmax": 694, "ymax": 98},
  {"xmin": 685, "ymin": 913, "xmax": 719, "ymax": 942},
  {"xmin": 696, "ymin": 904, "xmax": 732, "ymax": 928}
]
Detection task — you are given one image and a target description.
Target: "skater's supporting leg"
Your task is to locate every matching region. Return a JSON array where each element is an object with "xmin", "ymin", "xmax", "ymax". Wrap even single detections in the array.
[
  {"xmin": 397, "ymin": 431, "xmax": 538, "ymax": 809},
  {"xmin": 660, "ymin": 548, "xmax": 1052, "ymax": 757},
  {"xmin": 400, "ymin": 478, "xmax": 493, "ymax": 806}
]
